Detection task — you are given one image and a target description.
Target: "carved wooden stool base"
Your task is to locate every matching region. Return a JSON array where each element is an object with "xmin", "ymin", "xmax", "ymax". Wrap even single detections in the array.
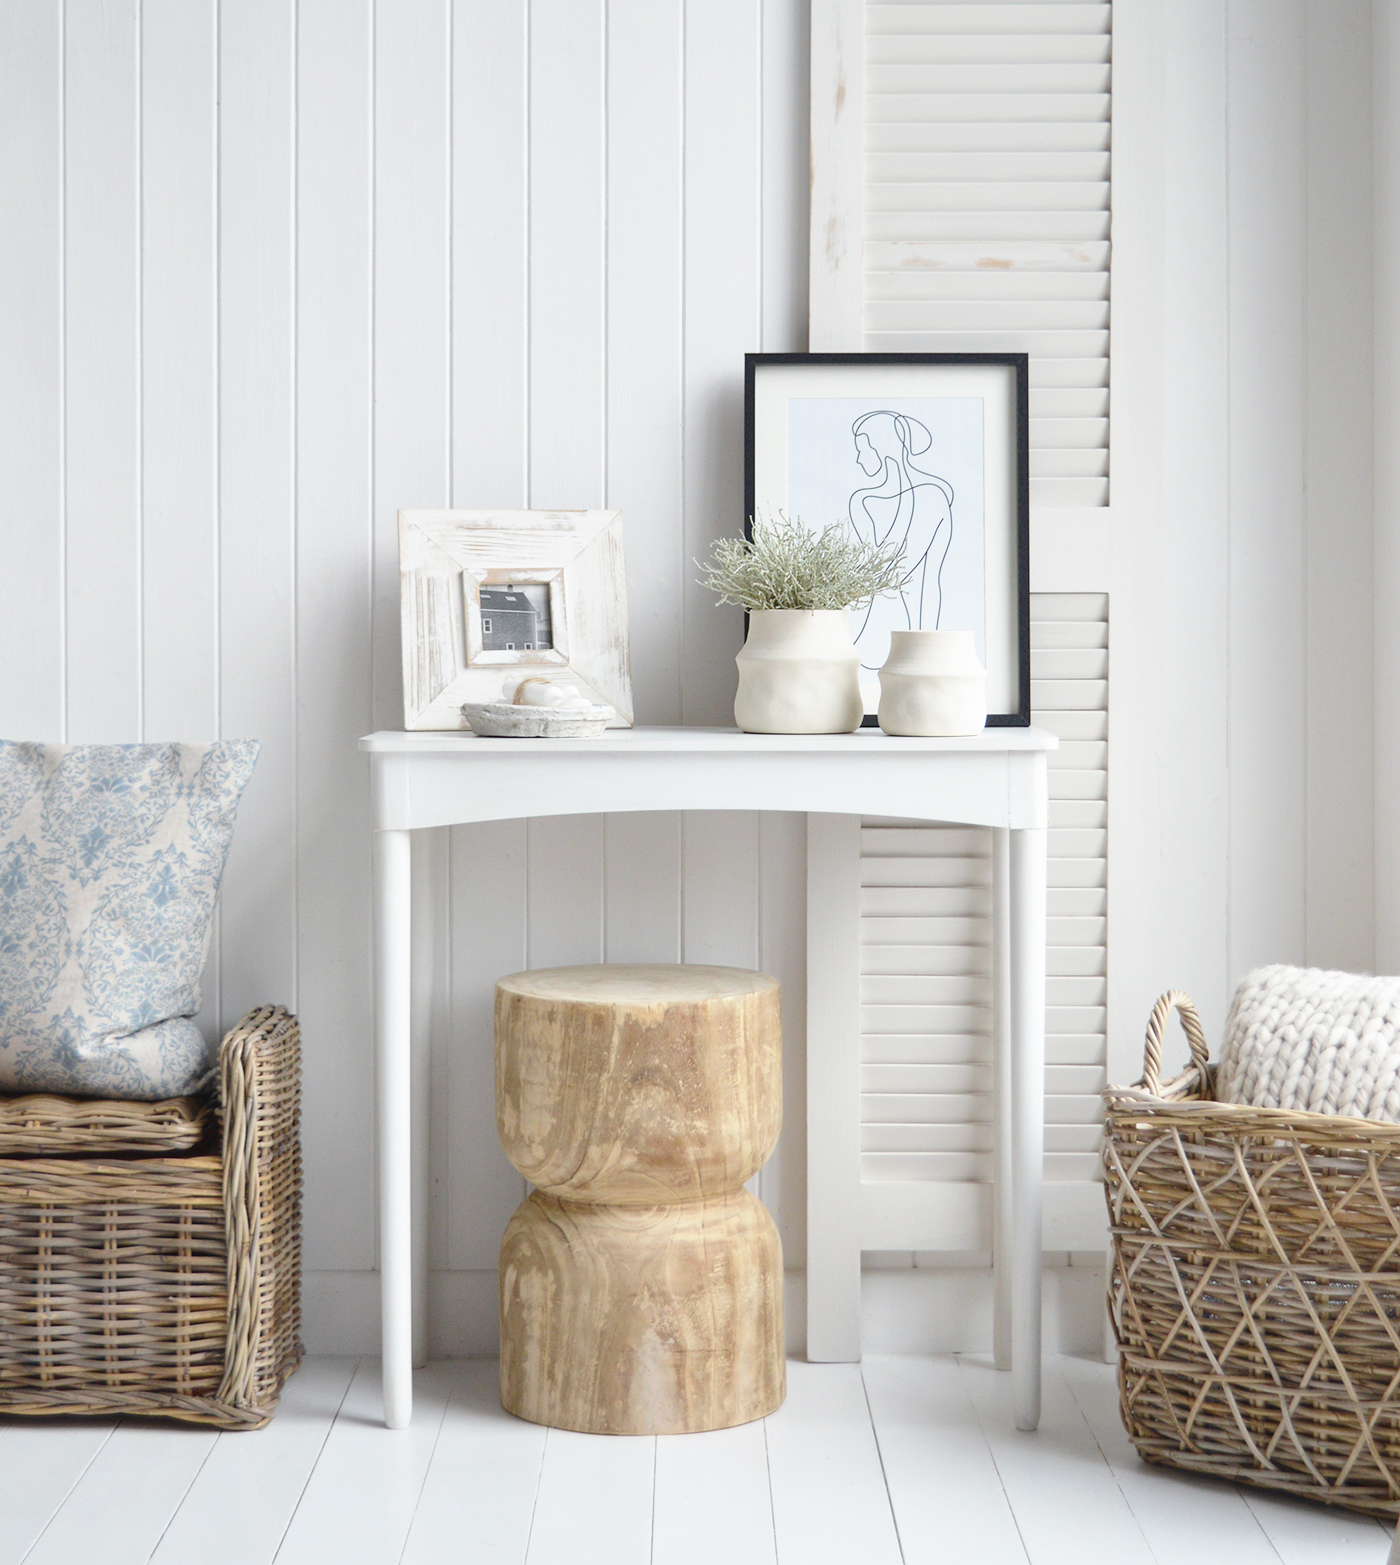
[
  {"xmin": 500, "ymin": 1188, "xmax": 784, "ymax": 1435},
  {"xmin": 495, "ymin": 964, "xmax": 785, "ymax": 1436}
]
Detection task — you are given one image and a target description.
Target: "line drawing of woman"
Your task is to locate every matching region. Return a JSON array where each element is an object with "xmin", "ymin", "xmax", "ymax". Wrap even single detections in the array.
[{"xmin": 845, "ymin": 409, "xmax": 954, "ymax": 670}]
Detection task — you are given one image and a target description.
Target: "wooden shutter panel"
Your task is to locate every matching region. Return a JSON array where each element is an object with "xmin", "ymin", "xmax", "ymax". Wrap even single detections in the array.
[
  {"xmin": 864, "ymin": 1, "xmax": 1112, "ymax": 506},
  {"xmin": 860, "ymin": 593, "xmax": 1108, "ymax": 1211}
]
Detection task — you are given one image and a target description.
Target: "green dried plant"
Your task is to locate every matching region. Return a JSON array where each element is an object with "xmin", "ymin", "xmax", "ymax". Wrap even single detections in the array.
[{"xmin": 697, "ymin": 510, "xmax": 906, "ymax": 613}]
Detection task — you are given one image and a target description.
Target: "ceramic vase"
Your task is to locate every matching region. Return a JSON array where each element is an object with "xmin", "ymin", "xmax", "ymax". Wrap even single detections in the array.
[
  {"xmin": 733, "ymin": 609, "xmax": 864, "ymax": 734},
  {"xmin": 877, "ymin": 629, "xmax": 987, "ymax": 737}
]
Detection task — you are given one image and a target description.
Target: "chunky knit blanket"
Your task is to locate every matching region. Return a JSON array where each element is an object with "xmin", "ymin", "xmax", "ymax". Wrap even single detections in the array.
[{"xmin": 1217, "ymin": 963, "xmax": 1400, "ymax": 1122}]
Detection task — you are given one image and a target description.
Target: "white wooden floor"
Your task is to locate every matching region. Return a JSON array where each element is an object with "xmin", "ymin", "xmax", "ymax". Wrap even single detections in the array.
[{"xmin": 0, "ymin": 1355, "xmax": 1394, "ymax": 1565}]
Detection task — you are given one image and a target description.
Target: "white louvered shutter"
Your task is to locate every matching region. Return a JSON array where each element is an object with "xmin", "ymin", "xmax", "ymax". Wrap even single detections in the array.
[
  {"xmin": 860, "ymin": 593, "xmax": 1108, "ymax": 1206},
  {"xmin": 863, "ymin": 1, "xmax": 1111, "ymax": 505}
]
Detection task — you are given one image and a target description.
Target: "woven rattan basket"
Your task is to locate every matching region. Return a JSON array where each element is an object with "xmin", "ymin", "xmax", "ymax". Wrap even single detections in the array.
[
  {"xmin": 1104, "ymin": 991, "xmax": 1400, "ymax": 1518},
  {"xmin": 0, "ymin": 1005, "xmax": 302, "ymax": 1429}
]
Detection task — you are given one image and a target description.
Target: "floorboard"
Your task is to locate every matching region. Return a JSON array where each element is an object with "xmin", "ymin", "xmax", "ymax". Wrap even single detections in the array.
[
  {"xmin": 652, "ymin": 1417, "xmax": 776, "ymax": 1565},
  {"xmin": 271, "ymin": 1360, "xmax": 451, "ymax": 1565},
  {"xmin": 1238, "ymin": 1485, "xmax": 1392, "ymax": 1564},
  {"xmin": 523, "ymin": 1424, "xmax": 655, "ymax": 1565},
  {"xmin": 4, "ymin": 1356, "xmax": 1399, "ymax": 1563},
  {"xmin": 1056, "ymin": 1351, "xmax": 1281, "ymax": 1565},
  {"xmin": 149, "ymin": 1357, "xmax": 359, "ymax": 1565},
  {"xmin": 863, "ymin": 1354, "xmax": 1027, "ymax": 1564},
  {"xmin": 399, "ymin": 1360, "xmax": 546, "ymax": 1565},
  {"xmin": 957, "ymin": 1354, "xmax": 1156, "ymax": 1565},
  {"xmin": 0, "ymin": 1417, "xmax": 116, "ymax": 1565},
  {"xmin": 765, "ymin": 1360, "xmax": 903, "ymax": 1565},
  {"xmin": 20, "ymin": 1418, "xmax": 218, "ymax": 1565}
]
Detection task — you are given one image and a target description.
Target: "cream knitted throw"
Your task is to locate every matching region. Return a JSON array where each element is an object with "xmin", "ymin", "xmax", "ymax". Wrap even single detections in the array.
[{"xmin": 1217, "ymin": 964, "xmax": 1400, "ymax": 1122}]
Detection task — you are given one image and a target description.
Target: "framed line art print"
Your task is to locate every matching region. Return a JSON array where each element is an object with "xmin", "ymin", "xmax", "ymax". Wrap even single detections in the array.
[
  {"xmin": 744, "ymin": 352, "xmax": 1030, "ymax": 725},
  {"xmin": 399, "ymin": 509, "xmax": 633, "ymax": 729}
]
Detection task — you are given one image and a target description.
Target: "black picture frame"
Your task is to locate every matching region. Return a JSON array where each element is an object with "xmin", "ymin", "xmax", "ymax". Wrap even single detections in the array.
[{"xmin": 743, "ymin": 351, "xmax": 1031, "ymax": 727}]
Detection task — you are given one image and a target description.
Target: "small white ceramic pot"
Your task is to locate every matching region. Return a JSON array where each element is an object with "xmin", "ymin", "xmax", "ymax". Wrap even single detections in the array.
[
  {"xmin": 877, "ymin": 629, "xmax": 987, "ymax": 737},
  {"xmin": 734, "ymin": 609, "xmax": 864, "ymax": 734}
]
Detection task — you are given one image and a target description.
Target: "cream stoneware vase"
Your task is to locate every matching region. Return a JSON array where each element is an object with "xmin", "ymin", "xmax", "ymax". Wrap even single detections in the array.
[
  {"xmin": 877, "ymin": 629, "xmax": 987, "ymax": 737},
  {"xmin": 733, "ymin": 609, "xmax": 864, "ymax": 734}
]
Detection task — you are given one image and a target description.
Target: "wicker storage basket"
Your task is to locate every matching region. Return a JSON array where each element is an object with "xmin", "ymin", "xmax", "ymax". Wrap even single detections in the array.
[
  {"xmin": 1104, "ymin": 991, "xmax": 1400, "ymax": 1519},
  {"xmin": 0, "ymin": 1005, "xmax": 302, "ymax": 1429}
]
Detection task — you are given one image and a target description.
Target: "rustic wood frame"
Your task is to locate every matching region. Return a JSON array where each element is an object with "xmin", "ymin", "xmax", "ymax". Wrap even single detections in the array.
[{"xmin": 399, "ymin": 509, "xmax": 633, "ymax": 730}]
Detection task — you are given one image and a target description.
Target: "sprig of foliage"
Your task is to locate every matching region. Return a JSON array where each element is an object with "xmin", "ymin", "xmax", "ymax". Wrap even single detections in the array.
[{"xmin": 697, "ymin": 510, "xmax": 906, "ymax": 613}]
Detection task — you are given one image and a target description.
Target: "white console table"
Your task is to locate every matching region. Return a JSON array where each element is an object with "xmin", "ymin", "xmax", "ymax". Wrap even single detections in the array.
[{"xmin": 360, "ymin": 726, "xmax": 1057, "ymax": 1432}]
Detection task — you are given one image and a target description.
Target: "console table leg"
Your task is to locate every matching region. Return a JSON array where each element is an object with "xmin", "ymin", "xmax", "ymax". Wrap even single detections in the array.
[
  {"xmin": 1009, "ymin": 826, "xmax": 1047, "ymax": 1432},
  {"xmin": 375, "ymin": 828, "xmax": 414, "ymax": 1429},
  {"xmin": 991, "ymin": 827, "xmax": 1013, "ymax": 1372}
]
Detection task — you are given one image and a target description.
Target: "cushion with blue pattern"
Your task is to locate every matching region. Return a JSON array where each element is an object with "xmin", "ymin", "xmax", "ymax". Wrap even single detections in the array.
[{"xmin": 0, "ymin": 741, "xmax": 259, "ymax": 1099}]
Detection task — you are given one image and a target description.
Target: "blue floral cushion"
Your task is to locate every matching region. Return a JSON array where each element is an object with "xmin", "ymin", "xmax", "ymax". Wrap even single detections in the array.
[{"xmin": 0, "ymin": 742, "xmax": 259, "ymax": 1099}]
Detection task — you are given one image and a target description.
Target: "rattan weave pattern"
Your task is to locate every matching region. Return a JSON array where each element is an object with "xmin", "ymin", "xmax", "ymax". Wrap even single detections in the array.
[
  {"xmin": 0, "ymin": 1093, "xmax": 211, "ymax": 1155},
  {"xmin": 1105, "ymin": 992, "xmax": 1400, "ymax": 1519},
  {"xmin": 0, "ymin": 1006, "xmax": 302, "ymax": 1429}
]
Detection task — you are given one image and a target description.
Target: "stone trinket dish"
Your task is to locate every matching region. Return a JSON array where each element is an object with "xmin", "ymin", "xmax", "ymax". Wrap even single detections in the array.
[{"xmin": 460, "ymin": 701, "xmax": 615, "ymax": 738}]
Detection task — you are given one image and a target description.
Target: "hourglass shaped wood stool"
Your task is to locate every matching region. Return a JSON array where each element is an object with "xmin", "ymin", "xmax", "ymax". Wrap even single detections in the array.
[{"xmin": 495, "ymin": 964, "xmax": 785, "ymax": 1435}]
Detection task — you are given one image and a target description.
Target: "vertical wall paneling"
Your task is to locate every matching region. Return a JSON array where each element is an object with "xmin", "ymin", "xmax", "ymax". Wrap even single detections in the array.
[
  {"xmin": 65, "ymin": 0, "xmax": 140, "ymax": 741},
  {"xmin": 529, "ymin": 0, "xmax": 605, "ymax": 509},
  {"xmin": 140, "ymin": 0, "xmax": 217, "ymax": 744},
  {"xmin": 763, "ymin": 0, "xmax": 812, "ymax": 360},
  {"xmin": 444, "ymin": 823, "xmax": 526, "ymax": 1275},
  {"xmin": 525, "ymin": 0, "xmax": 607, "ymax": 979},
  {"xmin": 682, "ymin": 813, "xmax": 761, "ymax": 969},
  {"xmin": 373, "ymin": 0, "xmax": 451, "ymax": 731},
  {"xmin": 1304, "ymin": 0, "xmax": 1374, "ymax": 973},
  {"xmin": 759, "ymin": 0, "xmax": 812, "ymax": 1280},
  {"xmin": 606, "ymin": 0, "xmax": 684, "ymax": 724},
  {"xmin": 296, "ymin": 0, "xmax": 374, "ymax": 1273},
  {"xmin": 452, "ymin": 0, "xmax": 527, "ymax": 511},
  {"xmin": 601, "ymin": 0, "xmax": 686, "ymax": 932},
  {"xmin": 682, "ymin": 0, "xmax": 763, "ymax": 725},
  {"xmin": 217, "ymin": 0, "xmax": 297, "ymax": 1026},
  {"xmin": 1227, "ymin": 0, "xmax": 1307, "ymax": 982},
  {"xmin": 526, "ymin": 815, "xmax": 605, "ymax": 969},
  {"xmin": 1156, "ymin": 0, "xmax": 1229, "ymax": 1046},
  {"xmin": 759, "ymin": 812, "xmax": 808, "ymax": 1276},
  {"xmin": 604, "ymin": 813, "xmax": 682, "ymax": 964},
  {"xmin": 1379, "ymin": 1, "xmax": 1400, "ymax": 973},
  {"xmin": 0, "ymin": 5, "xmax": 63, "ymax": 739}
]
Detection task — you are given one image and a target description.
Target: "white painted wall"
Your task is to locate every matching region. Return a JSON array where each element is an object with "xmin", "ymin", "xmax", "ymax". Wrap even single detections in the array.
[
  {"xmin": 0, "ymin": 0, "xmax": 1383, "ymax": 1355},
  {"xmin": 1131, "ymin": 0, "xmax": 1375, "ymax": 1082},
  {"xmin": 0, "ymin": 0, "xmax": 812, "ymax": 1355}
]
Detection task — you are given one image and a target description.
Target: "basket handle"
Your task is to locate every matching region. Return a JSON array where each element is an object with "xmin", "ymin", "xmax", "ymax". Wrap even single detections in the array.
[{"xmin": 1141, "ymin": 990, "xmax": 1210, "ymax": 1096}]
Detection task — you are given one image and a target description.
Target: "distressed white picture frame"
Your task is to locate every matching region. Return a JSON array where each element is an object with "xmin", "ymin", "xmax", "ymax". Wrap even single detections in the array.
[{"xmin": 399, "ymin": 509, "xmax": 633, "ymax": 729}]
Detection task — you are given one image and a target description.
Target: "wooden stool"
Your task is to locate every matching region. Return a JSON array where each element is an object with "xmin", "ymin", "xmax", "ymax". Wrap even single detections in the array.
[{"xmin": 495, "ymin": 964, "xmax": 785, "ymax": 1435}]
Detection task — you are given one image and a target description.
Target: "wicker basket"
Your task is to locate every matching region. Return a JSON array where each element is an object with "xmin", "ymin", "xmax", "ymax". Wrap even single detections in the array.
[
  {"xmin": 1104, "ymin": 991, "xmax": 1400, "ymax": 1519},
  {"xmin": 0, "ymin": 1006, "xmax": 302, "ymax": 1429}
]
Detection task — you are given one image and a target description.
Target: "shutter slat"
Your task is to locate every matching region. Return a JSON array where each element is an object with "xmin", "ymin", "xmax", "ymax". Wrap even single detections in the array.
[
  {"xmin": 867, "ymin": 92, "xmax": 1111, "ymax": 123},
  {"xmin": 867, "ymin": 4, "xmax": 1111, "ymax": 37},
  {"xmin": 868, "ymin": 63, "xmax": 1112, "ymax": 94},
  {"xmin": 859, "ymin": 594, "xmax": 1108, "ymax": 1199},
  {"xmin": 867, "ymin": 211, "xmax": 1110, "ymax": 240},
  {"xmin": 868, "ymin": 122, "xmax": 1111, "ymax": 153},
  {"xmin": 867, "ymin": 35, "xmax": 1111, "ymax": 66},
  {"xmin": 866, "ymin": 237, "xmax": 1109, "ymax": 270},
  {"xmin": 867, "ymin": 271, "xmax": 1110, "ymax": 302},
  {"xmin": 863, "ymin": 3, "xmax": 1110, "ymax": 508},
  {"xmin": 867, "ymin": 151, "xmax": 1111, "ymax": 181},
  {"xmin": 1032, "ymin": 476, "xmax": 1110, "ymax": 505},
  {"xmin": 867, "ymin": 180, "xmax": 1110, "ymax": 212}
]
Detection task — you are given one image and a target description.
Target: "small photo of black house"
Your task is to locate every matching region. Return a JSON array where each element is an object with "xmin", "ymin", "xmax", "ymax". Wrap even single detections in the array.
[{"xmin": 479, "ymin": 584, "xmax": 552, "ymax": 652}]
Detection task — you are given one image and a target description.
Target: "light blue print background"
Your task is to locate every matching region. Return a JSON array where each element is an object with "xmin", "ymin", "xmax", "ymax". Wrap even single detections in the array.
[
  {"xmin": 786, "ymin": 397, "xmax": 986, "ymax": 705},
  {"xmin": 0, "ymin": 741, "xmax": 257, "ymax": 1100}
]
